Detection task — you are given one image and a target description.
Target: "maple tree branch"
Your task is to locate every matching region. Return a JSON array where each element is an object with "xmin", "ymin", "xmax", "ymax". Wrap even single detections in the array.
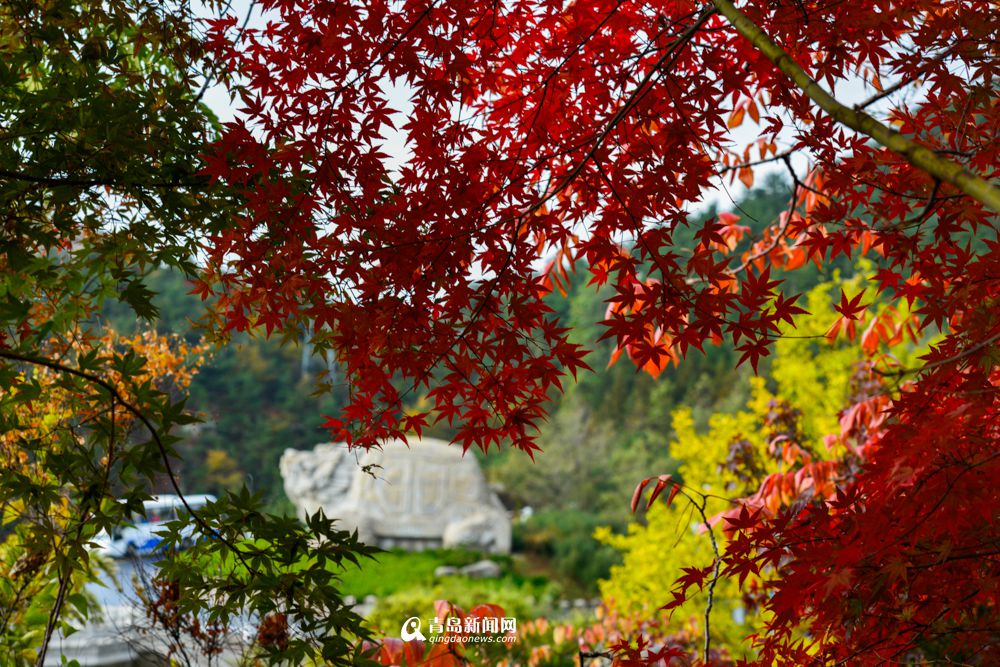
[
  {"xmin": 332, "ymin": 0, "xmax": 440, "ymax": 102},
  {"xmin": 852, "ymin": 44, "xmax": 959, "ymax": 114},
  {"xmin": 875, "ymin": 330, "xmax": 1000, "ymax": 378},
  {"xmin": 35, "ymin": 566, "xmax": 72, "ymax": 667},
  {"xmin": 0, "ymin": 350, "xmax": 257, "ymax": 575},
  {"xmin": 593, "ymin": 156, "xmax": 704, "ymax": 320},
  {"xmin": 711, "ymin": 0, "xmax": 1000, "ymax": 214},
  {"xmin": 579, "ymin": 649, "xmax": 614, "ymax": 663},
  {"xmin": 717, "ymin": 149, "xmax": 794, "ymax": 174},
  {"xmin": 37, "ymin": 463, "xmax": 110, "ymax": 667},
  {"xmin": 903, "ymin": 449, "xmax": 1000, "ymax": 545},
  {"xmin": 852, "ymin": 76, "xmax": 914, "ymax": 112},
  {"xmin": 529, "ymin": 5, "xmax": 716, "ymax": 218},
  {"xmin": 0, "ymin": 575, "xmax": 33, "ymax": 639},
  {"xmin": 895, "ymin": 178, "xmax": 941, "ymax": 230},
  {"xmin": 696, "ymin": 498, "xmax": 720, "ymax": 663},
  {"xmin": 848, "ymin": 173, "xmax": 964, "ymax": 203},
  {"xmin": 345, "ymin": 9, "xmax": 718, "ymax": 445},
  {"xmin": 36, "ymin": 403, "xmax": 122, "ymax": 666},
  {"xmin": 731, "ymin": 155, "xmax": 801, "ymax": 274},
  {"xmin": 193, "ymin": 0, "xmax": 256, "ymax": 104}
]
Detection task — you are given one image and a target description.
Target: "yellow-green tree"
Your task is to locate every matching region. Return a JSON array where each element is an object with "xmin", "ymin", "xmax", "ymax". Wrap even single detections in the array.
[{"xmin": 596, "ymin": 272, "xmax": 921, "ymax": 654}]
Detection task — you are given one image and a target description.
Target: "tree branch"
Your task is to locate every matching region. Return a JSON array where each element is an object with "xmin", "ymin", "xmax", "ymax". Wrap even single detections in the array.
[
  {"xmin": 0, "ymin": 168, "xmax": 207, "ymax": 189},
  {"xmin": 35, "ymin": 567, "xmax": 72, "ymax": 667},
  {"xmin": 711, "ymin": 0, "xmax": 1000, "ymax": 213},
  {"xmin": 0, "ymin": 350, "xmax": 256, "ymax": 575},
  {"xmin": 717, "ymin": 149, "xmax": 794, "ymax": 174},
  {"xmin": 579, "ymin": 649, "xmax": 614, "ymax": 664},
  {"xmin": 874, "ymin": 330, "xmax": 1000, "ymax": 378},
  {"xmin": 686, "ymin": 493, "xmax": 721, "ymax": 664}
]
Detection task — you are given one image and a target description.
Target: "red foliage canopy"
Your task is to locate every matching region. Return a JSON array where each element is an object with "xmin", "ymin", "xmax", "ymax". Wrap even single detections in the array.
[{"xmin": 201, "ymin": 0, "xmax": 1000, "ymax": 662}]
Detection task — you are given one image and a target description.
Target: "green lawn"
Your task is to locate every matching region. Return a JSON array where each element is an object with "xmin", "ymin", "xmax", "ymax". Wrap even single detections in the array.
[
  {"xmin": 338, "ymin": 548, "xmax": 506, "ymax": 598},
  {"xmin": 337, "ymin": 549, "xmax": 558, "ymax": 636}
]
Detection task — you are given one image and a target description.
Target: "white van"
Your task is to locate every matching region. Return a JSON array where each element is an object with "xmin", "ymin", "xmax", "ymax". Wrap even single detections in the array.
[{"xmin": 92, "ymin": 494, "xmax": 216, "ymax": 558}]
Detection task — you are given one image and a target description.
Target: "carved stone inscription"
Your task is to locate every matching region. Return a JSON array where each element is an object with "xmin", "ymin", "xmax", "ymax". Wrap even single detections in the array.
[{"xmin": 280, "ymin": 438, "xmax": 511, "ymax": 553}]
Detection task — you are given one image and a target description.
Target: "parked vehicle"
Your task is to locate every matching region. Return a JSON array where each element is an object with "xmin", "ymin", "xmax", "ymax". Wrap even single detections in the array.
[{"xmin": 92, "ymin": 494, "xmax": 216, "ymax": 558}]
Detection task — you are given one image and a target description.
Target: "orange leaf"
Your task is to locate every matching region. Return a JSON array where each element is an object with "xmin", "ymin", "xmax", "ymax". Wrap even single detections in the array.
[
  {"xmin": 784, "ymin": 246, "xmax": 807, "ymax": 270},
  {"xmin": 861, "ymin": 316, "xmax": 886, "ymax": 356},
  {"xmin": 664, "ymin": 483, "xmax": 681, "ymax": 509},
  {"xmin": 607, "ymin": 345, "xmax": 624, "ymax": 369},
  {"xmin": 739, "ymin": 166, "xmax": 754, "ymax": 188},
  {"xmin": 469, "ymin": 603, "xmax": 506, "ymax": 620},
  {"xmin": 826, "ymin": 316, "xmax": 858, "ymax": 343},
  {"xmin": 379, "ymin": 638, "xmax": 404, "ymax": 665},
  {"xmin": 434, "ymin": 599, "xmax": 463, "ymax": 621},
  {"xmin": 728, "ymin": 105, "xmax": 746, "ymax": 129},
  {"xmin": 424, "ymin": 642, "xmax": 464, "ymax": 667}
]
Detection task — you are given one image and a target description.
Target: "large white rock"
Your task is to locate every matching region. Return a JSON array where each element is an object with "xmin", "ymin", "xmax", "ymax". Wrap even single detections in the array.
[{"xmin": 280, "ymin": 438, "xmax": 511, "ymax": 553}]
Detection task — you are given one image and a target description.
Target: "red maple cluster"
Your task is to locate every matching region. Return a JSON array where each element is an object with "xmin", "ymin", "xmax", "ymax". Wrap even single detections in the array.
[{"xmin": 200, "ymin": 0, "xmax": 1000, "ymax": 662}]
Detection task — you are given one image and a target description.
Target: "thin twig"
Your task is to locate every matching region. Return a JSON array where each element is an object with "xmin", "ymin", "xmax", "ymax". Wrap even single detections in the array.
[
  {"xmin": 679, "ymin": 490, "xmax": 721, "ymax": 664},
  {"xmin": 730, "ymin": 156, "xmax": 803, "ymax": 274},
  {"xmin": 35, "ymin": 568, "xmax": 72, "ymax": 667},
  {"xmin": 891, "ymin": 179, "xmax": 941, "ymax": 231},
  {"xmin": 875, "ymin": 331, "xmax": 1000, "ymax": 378},
  {"xmin": 717, "ymin": 149, "xmax": 794, "ymax": 174},
  {"xmin": 852, "ymin": 77, "xmax": 914, "ymax": 111},
  {"xmin": 193, "ymin": 1, "xmax": 256, "ymax": 105}
]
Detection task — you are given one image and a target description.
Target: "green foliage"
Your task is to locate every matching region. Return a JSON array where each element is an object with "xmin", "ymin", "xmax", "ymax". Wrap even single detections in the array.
[
  {"xmin": 0, "ymin": 2, "xmax": 376, "ymax": 664},
  {"xmin": 333, "ymin": 548, "xmax": 551, "ymax": 640},
  {"xmin": 365, "ymin": 576, "xmax": 553, "ymax": 639},
  {"xmin": 157, "ymin": 493, "xmax": 379, "ymax": 665},
  {"xmin": 514, "ymin": 510, "xmax": 622, "ymax": 595},
  {"xmin": 0, "ymin": 527, "xmax": 106, "ymax": 666},
  {"xmin": 0, "ymin": 0, "xmax": 233, "ymax": 656},
  {"xmin": 338, "ymin": 549, "xmax": 493, "ymax": 599},
  {"xmin": 496, "ymin": 394, "xmax": 667, "ymax": 521},
  {"xmin": 181, "ymin": 334, "xmax": 347, "ymax": 503}
]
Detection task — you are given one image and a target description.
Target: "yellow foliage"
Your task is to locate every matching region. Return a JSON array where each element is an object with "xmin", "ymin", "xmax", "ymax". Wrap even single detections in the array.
[
  {"xmin": 767, "ymin": 280, "xmax": 858, "ymax": 441},
  {"xmin": 116, "ymin": 329, "xmax": 209, "ymax": 391},
  {"xmin": 596, "ymin": 390, "xmax": 772, "ymax": 651},
  {"xmin": 596, "ymin": 276, "xmax": 893, "ymax": 654},
  {"xmin": 0, "ymin": 328, "xmax": 208, "ymax": 464},
  {"xmin": 204, "ymin": 448, "xmax": 244, "ymax": 492}
]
